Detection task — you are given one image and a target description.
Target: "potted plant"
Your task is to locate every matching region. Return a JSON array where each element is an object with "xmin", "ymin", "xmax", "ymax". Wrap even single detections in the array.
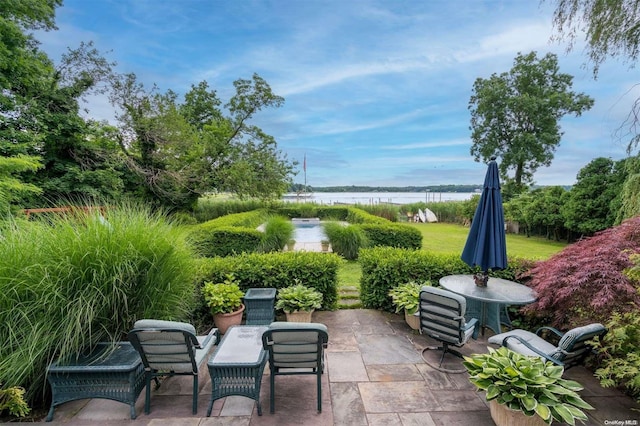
[
  {"xmin": 388, "ymin": 281, "xmax": 426, "ymax": 330},
  {"xmin": 320, "ymin": 239, "xmax": 330, "ymax": 252},
  {"xmin": 275, "ymin": 283, "xmax": 323, "ymax": 322},
  {"xmin": 202, "ymin": 274, "xmax": 245, "ymax": 334},
  {"xmin": 286, "ymin": 239, "xmax": 296, "ymax": 251},
  {"xmin": 463, "ymin": 347, "xmax": 594, "ymax": 426}
]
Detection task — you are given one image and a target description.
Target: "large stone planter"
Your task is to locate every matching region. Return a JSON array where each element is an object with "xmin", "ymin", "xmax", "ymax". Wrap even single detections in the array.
[
  {"xmin": 489, "ymin": 400, "xmax": 546, "ymax": 426},
  {"xmin": 213, "ymin": 304, "xmax": 245, "ymax": 334},
  {"xmin": 285, "ymin": 310, "xmax": 314, "ymax": 323}
]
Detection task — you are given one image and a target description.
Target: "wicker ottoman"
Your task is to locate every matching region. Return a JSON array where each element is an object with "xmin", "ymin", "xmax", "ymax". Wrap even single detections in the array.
[
  {"xmin": 46, "ymin": 342, "xmax": 145, "ymax": 421},
  {"xmin": 243, "ymin": 288, "xmax": 276, "ymax": 325}
]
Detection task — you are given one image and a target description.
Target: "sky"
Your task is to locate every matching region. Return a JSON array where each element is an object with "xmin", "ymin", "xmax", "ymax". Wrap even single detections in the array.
[{"xmin": 37, "ymin": 0, "xmax": 640, "ymax": 188}]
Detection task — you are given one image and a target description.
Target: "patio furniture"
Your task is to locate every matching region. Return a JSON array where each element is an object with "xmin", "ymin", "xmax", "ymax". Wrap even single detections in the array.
[
  {"xmin": 439, "ymin": 275, "xmax": 536, "ymax": 335},
  {"xmin": 418, "ymin": 286, "xmax": 479, "ymax": 368},
  {"xmin": 127, "ymin": 319, "xmax": 219, "ymax": 415},
  {"xmin": 207, "ymin": 325, "xmax": 269, "ymax": 416},
  {"xmin": 46, "ymin": 342, "xmax": 145, "ymax": 422},
  {"xmin": 244, "ymin": 287, "xmax": 277, "ymax": 325},
  {"xmin": 262, "ymin": 322, "xmax": 329, "ymax": 413},
  {"xmin": 488, "ymin": 323, "xmax": 607, "ymax": 368}
]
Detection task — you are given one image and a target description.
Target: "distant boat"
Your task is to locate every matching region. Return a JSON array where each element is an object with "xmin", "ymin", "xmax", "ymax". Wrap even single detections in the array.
[{"xmin": 283, "ymin": 192, "xmax": 313, "ymax": 200}]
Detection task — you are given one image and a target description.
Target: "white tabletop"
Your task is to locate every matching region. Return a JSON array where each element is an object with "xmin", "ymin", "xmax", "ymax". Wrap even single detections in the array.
[{"xmin": 439, "ymin": 274, "xmax": 536, "ymax": 305}]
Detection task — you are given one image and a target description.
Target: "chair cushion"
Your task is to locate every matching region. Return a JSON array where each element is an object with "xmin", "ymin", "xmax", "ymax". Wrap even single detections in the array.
[
  {"xmin": 557, "ymin": 323, "xmax": 606, "ymax": 351},
  {"xmin": 134, "ymin": 319, "xmax": 196, "ymax": 336},
  {"xmin": 268, "ymin": 322, "xmax": 328, "ymax": 333},
  {"xmin": 265, "ymin": 322, "xmax": 328, "ymax": 368},
  {"xmin": 488, "ymin": 329, "xmax": 558, "ymax": 359}
]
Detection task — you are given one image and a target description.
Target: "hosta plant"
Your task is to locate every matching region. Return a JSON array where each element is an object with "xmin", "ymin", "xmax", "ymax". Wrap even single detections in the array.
[
  {"xmin": 275, "ymin": 283, "xmax": 323, "ymax": 313},
  {"xmin": 388, "ymin": 281, "xmax": 428, "ymax": 315},
  {"xmin": 463, "ymin": 347, "xmax": 593, "ymax": 425}
]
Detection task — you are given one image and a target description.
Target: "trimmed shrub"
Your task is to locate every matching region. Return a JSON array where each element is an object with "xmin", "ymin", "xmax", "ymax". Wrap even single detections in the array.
[
  {"xmin": 359, "ymin": 247, "xmax": 531, "ymax": 311},
  {"xmin": 188, "ymin": 226, "xmax": 263, "ymax": 257},
  {"xmin": 346, "ymin": 207, "xmax": 389, "ymax": 224},
  {"xmin": 358, "ymin": 223, "xmax": 422, "ymax": 249},
  {"xmin": 323, "ymin": 221, "xmax": 369, "ymax": 260},
  {"xmin": 198, "ymin": 209, "xmax": 268, "ymax": 230},
  {"xmin": 0, "ymin": 204, "xmax": 196, "ymax": 403},
  {"xmin": 355, "ymin": 204, "xmax": 400, "ymax": 222},
  {"xmin": 194, "ymin": 198, "xmax": 266, "ymax": 222},
  {"xmin": 359, "ymin": 247, "xmax": 471, "ymax": 311},
  {"xmin": 194, "ymin": 251, "xmax": 341, "ymax": 326}
]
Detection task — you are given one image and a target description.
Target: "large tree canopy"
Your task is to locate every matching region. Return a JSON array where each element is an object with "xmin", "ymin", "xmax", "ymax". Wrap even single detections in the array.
[
  {"xmin": 109, "ymin": 73, "xmax": 293, "ymax": 210},
  {"xmin": 469, "ymin": 51, "xmax": 594, "ymax": 197}
]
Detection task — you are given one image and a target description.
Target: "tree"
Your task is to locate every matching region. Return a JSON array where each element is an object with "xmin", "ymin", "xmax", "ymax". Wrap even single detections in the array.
[
  {"xmin": 616, "ymin": 154, "xmax": 640, "ymax": 222},
  {"xmin": 527, "ymin": 186, "xmax": 568, "ymax": 241},
  {"xmin": 549, "ymin": 0, "xmax": 640, "ymax": 152},
  {"xmin": 469, "ymin": 51, "xmax": 594, "ymax": 197},
  {"xmin": 562, "ymin": 157, "xmax": 628, "ymax": 236},
  {"xmin": 522, "ymin": 216, "xmax": 640, "ymax": 328},
  {"xmin": 109, "ymin": 73, "xmax": 293, "ymax": 210}
]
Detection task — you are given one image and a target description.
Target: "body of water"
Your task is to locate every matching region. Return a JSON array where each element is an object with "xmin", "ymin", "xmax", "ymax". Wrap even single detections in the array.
[{"xmin": 282, "ymin": 191, "xmax": 476, "ymax": 205}]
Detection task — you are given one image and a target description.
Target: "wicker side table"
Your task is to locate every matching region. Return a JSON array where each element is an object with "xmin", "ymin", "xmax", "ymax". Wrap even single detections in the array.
[
  {"xmin": 207, "ymin": 325, "xmax": 268, "ymax": 416},
  {"xmin": 243, "ymin": 288, "xmax": 276, "ymax": 325},
  {"xmin": 46, "ymin": 342, "xmax": 145, "ymax": 421}
]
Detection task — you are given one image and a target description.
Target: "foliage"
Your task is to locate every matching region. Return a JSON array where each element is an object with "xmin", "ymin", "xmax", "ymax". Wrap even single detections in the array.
[
  {"xmin": 0, "ymin": 203, "xmax": 197, "ymax": 402},
  {"xmin": 202, "ymin": 274, "xmax": 245, "ymax": 314},
  {"xmin": 275, "ymin": 283, "xmax": 323, "ymax": 313},
  {"xmin": 358, "ymin": 223, "xmax": 422, "ymax": 250},
  {"xmin": 0, "ymin": 385, "xmax": 30, "ymax": 418},
  {"xmin": 591, "ymin": 311, "xmax": 640, "ymax": 403},
  {"xmin": 109, "ymin": 73, "xmax": 293, "ymax": 210},
  {"xmin": 195, "ymin": 251, "xmax": 340, "ymax": 311},
  {"xmin": 359, "ymin": 247, "xmax": 533, "ymax": 311},
  {"xmin": 323, "ymin": 222, "xmax": 369, "ymax": 260},
  {"xmin": 260, "ymin": 215, "xmax": 294, "ymax": 253},
  {"xmin": 388, "ymin": 281, "xmax": 429, "ymax": 314},
  {"xmin": 468, "ymin": 51, "xmax": 593, "ymax": 195},
  {"xmin": 354, "ymin": 203, "xmax": 399, "ymax": 221},
  {"xmin": 194, "ymin": 198, "xmax": 268, "ymax": 222},
  {"xmin": 463, "ymin": 347, "xmax": 593, "ymax": 425},
  {"xmin": 188, "ymin": 227, "xmax": 263, "ymax": 257},
  {"xmin": 616, "ymin": 154, "xmax": 640, "ymax": 223},
  {"xmin": 198, "ymin": 209, "xmax": 268, "ymax": 230},
  {"xmin": 0, "ymin": 155, "xmax": 43, "ymax": 210},
  {"xmin": 550, "ymin": 0, "xmax": 640, "ymax": 152},
  {"xmin": 346, "ymin": 207, "xmax": 389, "ymax": 224},
  {"xmin": 562, "ymin": 157, "xmax": 628, "ymax": 236},
  {"xmin": 521, "ymin": 216, "xmax": 640, "ymax": 328}
]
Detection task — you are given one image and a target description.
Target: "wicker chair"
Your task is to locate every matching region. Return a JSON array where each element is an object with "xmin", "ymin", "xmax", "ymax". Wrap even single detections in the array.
[
  {"xmin": 488, "ymin": 323, "xmax": 607, "ymax": 368},
  {"xmin": 128, "ymin": 319, "xmax": 218, "ymax": 415},
  {"xmin": 261, "ymin": 322, "xmax": 329, "ymax": 413}
]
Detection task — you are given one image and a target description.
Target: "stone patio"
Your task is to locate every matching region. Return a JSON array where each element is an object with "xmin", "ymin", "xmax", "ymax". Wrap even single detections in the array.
[{"xmin": 42, "ymin": 309, "xmax": 639, "ymax": 425}]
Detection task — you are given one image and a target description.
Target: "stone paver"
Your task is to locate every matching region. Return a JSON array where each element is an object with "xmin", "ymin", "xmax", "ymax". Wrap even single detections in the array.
[{"xmin": 43, "ymin": 309, "xmax": 640, "ymax": 426}]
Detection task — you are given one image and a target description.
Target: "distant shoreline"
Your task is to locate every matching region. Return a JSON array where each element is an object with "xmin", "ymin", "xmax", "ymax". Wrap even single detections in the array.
[{"xmin": 292, "ymin": 185, "xmax": 481, "ymax": 193}]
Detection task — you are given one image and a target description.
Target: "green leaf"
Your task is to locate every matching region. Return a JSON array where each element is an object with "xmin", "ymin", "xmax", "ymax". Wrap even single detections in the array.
[
  {"xmin": 534, "ymin": 403, "xmax": 552, "ymax": 422},
  {"xmin": 522, "ymin": 395, "xmax": 537, "ymax": 411},
  {"xmin": 564, "ymin": 395, "xmax": 594, "ymax": 410},
  {"xmin": 486, "ymin": 384, "xmax": 500, "ymax": 400},
  {"xmin": 553, "ymin": 404, "xmax": 576, "ymax": 425}
]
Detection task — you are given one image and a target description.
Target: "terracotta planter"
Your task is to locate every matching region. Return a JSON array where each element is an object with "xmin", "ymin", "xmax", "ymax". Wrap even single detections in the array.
[
  {"xmin": 213, "ymin": 304, "xmax": 245, "ymax": 334},
  {"xmin": 404, "ymin": 310, "xmax": 420, "ymax": 330},
  {"xmin": 285, "ymin": 310, "xmax": 314, "ymax": 323},
  {"xmin": 489, "ymin": 400, "xmax": 546, "ymax": 426}
]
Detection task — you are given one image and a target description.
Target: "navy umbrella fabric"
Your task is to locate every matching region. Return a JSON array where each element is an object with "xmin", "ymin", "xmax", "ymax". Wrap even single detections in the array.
[{"xmin": 461, "ymin": 157, "xmax": 507, "ymax": 285}]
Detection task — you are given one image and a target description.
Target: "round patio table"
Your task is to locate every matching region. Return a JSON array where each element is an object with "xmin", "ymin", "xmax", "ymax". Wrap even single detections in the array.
[{"xmin": 439, "ymin": 275, "xmax": 537, "ymax": 336}]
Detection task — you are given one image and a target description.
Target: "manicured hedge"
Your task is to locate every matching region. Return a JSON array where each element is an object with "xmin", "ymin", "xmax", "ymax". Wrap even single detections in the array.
[
  {"xmin": 359, "ymin": 247, "xmax": 533, "ymax": 311},
  {"xmin": 188, "ymin": 227, "xmax": 264, "ymax": 257},
  {"xmin": 194, "ymin": 251, "xmax": 342, "ymax": 324},
  {"xmin": 346, "ymin": 207, "xmax": 389, "ymax": 224},
  {"xmin": 357, "ymin": 223, "xmax": 422, "ymax": 250}
]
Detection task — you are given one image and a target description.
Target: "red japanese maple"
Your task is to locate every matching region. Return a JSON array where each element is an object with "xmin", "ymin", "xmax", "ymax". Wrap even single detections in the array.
[{"xmin": 521, "ymin": 216, "xmax": 640, "ymax": 328}]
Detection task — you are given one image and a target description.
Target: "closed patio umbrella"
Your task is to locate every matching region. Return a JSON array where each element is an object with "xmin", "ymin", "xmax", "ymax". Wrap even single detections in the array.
[{"xmin": 461, "ymin": 156, "xmax": 507, "ymax": 286}]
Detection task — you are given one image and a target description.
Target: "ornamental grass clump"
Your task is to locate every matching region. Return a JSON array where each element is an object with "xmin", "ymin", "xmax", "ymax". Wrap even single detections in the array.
[
  {"xmin": 0, "ymin": 202, "xmax": 197, "ymax": 404},
  {"xmin": 463, "ymin": 347, "xmax": 593, "ymax": 425}
]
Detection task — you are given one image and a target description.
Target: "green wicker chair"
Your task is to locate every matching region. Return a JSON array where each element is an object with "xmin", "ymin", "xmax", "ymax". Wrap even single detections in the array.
[
  {"xmin": 488, "ymin": 322, "xmax": 607, "ymax": 368},
  {"xmin": 261, "ymin": 322, "xmax": 329, "ymax": 414},
  {"xmin": 128, "ymin": 319, "xmax": 218, "ymax": 415}
]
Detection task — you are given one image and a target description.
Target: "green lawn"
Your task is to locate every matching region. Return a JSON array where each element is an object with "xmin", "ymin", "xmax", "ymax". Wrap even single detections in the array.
[
  {"xmin": 407, "ymin": 222, "xmax": 567, "ymax": 260},
  {"xmin": 336, "ymin": 223, "xmax": 567, "ymax": 290}
]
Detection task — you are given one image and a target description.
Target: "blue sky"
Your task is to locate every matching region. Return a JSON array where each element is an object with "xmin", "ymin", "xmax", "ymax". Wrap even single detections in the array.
[{"xmin": 38, "ymin": 0, "xmax": 638, "ymax": 187}]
